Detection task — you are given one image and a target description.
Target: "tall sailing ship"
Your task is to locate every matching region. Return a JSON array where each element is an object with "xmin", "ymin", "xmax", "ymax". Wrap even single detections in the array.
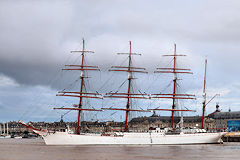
[{"xmin": 19, "ymin": 40, "xmax": 226, "ymax": 145}]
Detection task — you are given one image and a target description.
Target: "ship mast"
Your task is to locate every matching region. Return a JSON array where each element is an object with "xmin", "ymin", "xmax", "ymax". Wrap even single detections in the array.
[
  {"xmin": 172, "ymin": 44, "xmax": 177, "ymax": 128},
  {"xmin": 54, "ymin": 39, "xmax": 103, "ymax": 134},
  {"xmin": 103, "ymin": 41, "xmax": 150, "ymax": 132},
  {"xmin": 201, "ymin": 58, "xmax": 207, "ymax": 129},
  {"xmin": 149, "ymin": 44, "xmax": 196, "ymax": 128}
]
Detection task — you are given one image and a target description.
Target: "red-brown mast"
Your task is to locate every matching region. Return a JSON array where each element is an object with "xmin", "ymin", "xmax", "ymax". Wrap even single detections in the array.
[
  {"xmin": 151, "ymin": 44, "xmax": 195, "ymax": 128},
  {"xmin": 104, "ymin": 41, "xmax": 149, "ymax": 132},
  {"xmin": 54, "ymin": 39, "xmax": 102, "ymax": 134},
  {"xmin": 125, "ymin": 41, "xmax": 132, "ymax": 131},
  {"xmin": 76, "ymin": 39, "xmax": 85, "ymax": 134},
  {"xmin": 201, "ymin": 58, "xmax": 207, "ymax": 129}
]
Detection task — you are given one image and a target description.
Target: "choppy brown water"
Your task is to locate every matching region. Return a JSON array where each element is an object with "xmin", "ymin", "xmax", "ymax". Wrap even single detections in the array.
[{"xmin": 0, "ymin": 138, "xmax": 240, "ymax": 160}]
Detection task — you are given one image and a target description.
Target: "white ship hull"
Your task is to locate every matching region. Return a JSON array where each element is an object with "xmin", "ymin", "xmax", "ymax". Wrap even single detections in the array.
[{"xmin": 35, "ymin": 130, "xmax": 226, "ymax": 145}]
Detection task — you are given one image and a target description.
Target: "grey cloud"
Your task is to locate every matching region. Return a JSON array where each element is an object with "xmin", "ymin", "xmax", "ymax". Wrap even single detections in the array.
[
  {"xmin": 1, "ymin": 0, "xmax": 240, "ymax": 121},
  {"xmin": 1, "ymin": 0, "xmax": 240, "ymax": 87}
]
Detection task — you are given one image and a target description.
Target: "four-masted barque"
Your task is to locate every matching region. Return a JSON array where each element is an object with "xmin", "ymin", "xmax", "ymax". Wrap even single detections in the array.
[{"xmin": 19, "ymin": 39, "xmax": 226, "ymax": 145}]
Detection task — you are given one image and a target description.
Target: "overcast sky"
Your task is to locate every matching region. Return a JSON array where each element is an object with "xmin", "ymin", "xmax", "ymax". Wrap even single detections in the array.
[{"xmin": 1, "ymin": 0, "xmax": 240, "ymax": 122}]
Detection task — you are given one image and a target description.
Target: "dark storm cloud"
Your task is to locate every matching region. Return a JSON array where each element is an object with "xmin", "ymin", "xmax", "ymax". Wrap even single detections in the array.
[{"xmin": 1, "ymin": 0, "xmax": 240, "ymax": 87}]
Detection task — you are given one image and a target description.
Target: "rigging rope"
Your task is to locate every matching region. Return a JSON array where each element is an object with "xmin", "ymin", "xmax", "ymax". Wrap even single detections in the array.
[{"xmin": 98, "ymin": 58, "xmax": 128, "ymax": 92}]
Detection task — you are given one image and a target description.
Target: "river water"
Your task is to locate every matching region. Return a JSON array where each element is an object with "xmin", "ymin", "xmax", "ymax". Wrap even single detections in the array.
[{"xmin": 0, "ymin": 138, "xmax": 240, "ymax": 160}]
